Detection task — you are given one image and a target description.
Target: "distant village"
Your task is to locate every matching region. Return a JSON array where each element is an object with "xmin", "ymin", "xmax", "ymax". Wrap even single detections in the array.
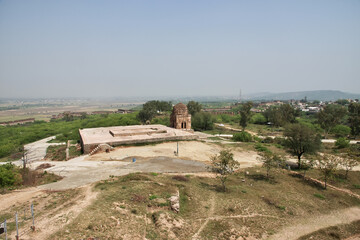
[
  {"xmin": 203, "ymin": 97, "xmax": 360, "ymax": 115},
  {"xmin": 1, "ymin": 98, "xmax": 359, "ymax": 126}
]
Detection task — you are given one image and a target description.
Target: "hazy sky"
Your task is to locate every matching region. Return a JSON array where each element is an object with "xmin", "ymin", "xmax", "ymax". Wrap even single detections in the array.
[{"xmin": 0, "ymin": 0, "xmax": 359, "ymax": 98}]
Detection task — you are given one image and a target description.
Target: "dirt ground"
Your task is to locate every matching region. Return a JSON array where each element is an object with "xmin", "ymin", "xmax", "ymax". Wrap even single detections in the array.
[
  {"xmin": 268, "ymin": 207, "xmax": 360, "ymax": 240},
  {"xmin": 87, "ymin": 141, "xmax": 261, "ymax": 168}
]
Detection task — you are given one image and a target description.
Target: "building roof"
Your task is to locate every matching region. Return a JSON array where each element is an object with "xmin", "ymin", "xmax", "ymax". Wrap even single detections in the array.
[
  {"xmin": 79, "ymin": 124, "xmax": 197, "ymax": 146},
  {"xmin": 173, "ymin": 103, "xmax": 188, "ymax": 114}
]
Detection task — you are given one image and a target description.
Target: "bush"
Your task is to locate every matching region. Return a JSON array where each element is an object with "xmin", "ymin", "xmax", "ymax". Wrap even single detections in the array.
[
  {"xmin": 0, "ymin": 163, "xmax": 22, "ymax": 188},
  {"xmin": 254, "ymin": 143, "xmax": 271, "ymax": 153},
  {"xmin": 172, "ymin": 175, "xmax": 189, "ymax": 182},
  {"xmin": 331, "ymin": 125, "xmax": 351, "ymax": 138},
  {"xmin": 335, "ymin": 137, "xmax": 350, "ymax": 149},
  {"xmin": 232, "ymin": 131, "xmax": 252, "ymax": 142},
  {"xmin": 250, "ymin": 113, "xmax": 267, "ymax": 124},
  {"xmin": 262, "ymin": 137, "xmax": 274, "ymax": 143}
]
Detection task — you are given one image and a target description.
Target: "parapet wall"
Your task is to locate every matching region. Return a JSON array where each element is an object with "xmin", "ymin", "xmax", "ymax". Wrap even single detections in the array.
[{"xmin": 79, "ymin": 124, "xmax": 199, "ymax": 154}]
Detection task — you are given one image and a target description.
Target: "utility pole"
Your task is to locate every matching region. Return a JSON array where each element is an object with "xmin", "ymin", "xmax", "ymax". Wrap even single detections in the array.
[
  {"xmin": 239, "ymin": 89, "xmax": 242, "ymax": 104},
  {"xmin": 22, "ymin": 152, "xmax": 27, "ymax": 169}
]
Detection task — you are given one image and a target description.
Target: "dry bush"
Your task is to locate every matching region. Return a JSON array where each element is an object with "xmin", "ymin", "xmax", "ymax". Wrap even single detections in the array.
[
  {"xmin": 131, "ymin": 194, "xmax": 146, "ymax": 203},
  {"xmin": 172, "ymin": 175, "xmax": 189, "ymax": 182},
  {"xmin": 36, "ymin": 163, "xmax": 54, "ymax": 170}
]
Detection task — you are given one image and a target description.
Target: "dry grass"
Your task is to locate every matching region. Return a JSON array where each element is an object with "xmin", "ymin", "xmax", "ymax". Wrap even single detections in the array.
[
  {"xmin": 48, "ymin": 168, "xmax": 360, "ymax": 240},
  {"xmin": 299, "ymin": 220, "xmax": 360, "ymax": 240}
]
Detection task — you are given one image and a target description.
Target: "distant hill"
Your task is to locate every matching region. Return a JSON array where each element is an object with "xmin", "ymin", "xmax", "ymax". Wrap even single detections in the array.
[{"xmin": 246, "ymin": 90, "xmax": 360, "ymax": 101}]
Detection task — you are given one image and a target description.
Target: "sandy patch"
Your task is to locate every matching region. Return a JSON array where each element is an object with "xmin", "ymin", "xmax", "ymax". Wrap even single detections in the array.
[{"xmin": 86, "ymin": 141, "xmax": 261, "ymax": 168}]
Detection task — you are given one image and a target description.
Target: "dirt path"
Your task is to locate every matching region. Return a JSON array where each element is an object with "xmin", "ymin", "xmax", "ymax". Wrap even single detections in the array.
[
  {"xmin": 192, "ymin": 193, "xmax": 215, "ymax": 239},
  {"xmin": 268, "ymin": 206, "xmax": 360, "ymax": 240},
  {"xmin": 290, "ymin": 171, "xmax": 360, "ymax": 200},
  {"xmin": 0, "ymin": 187, "xmax": 42, "ymax": 212},
  {"xmin": 18, "ymin": 184, "xmax": 98, "ymax": 240}
]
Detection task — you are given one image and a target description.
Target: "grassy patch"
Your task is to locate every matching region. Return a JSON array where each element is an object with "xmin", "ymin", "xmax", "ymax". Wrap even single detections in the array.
[
  {"xmin": 45, "ymin": 145, "xmax": 66, "ymax": 161},
  {"xmin": 314, "ymin": 193, "xmax": 326, "ymax": 200},
  {"xmin": 69, "ymin": 146, "xmax": 81, "ymax": 159},
  {"xmin": 49, "ymin": 169, "xmax": 360, "ymax": 239}
]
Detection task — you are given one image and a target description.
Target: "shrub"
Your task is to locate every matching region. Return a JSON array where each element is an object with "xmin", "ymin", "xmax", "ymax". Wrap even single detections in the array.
[
  {"xmin": 331, "ymin": 125, "xmax": 351, "ymax": 138},
  {"xmin": 254, "ymin": 143, "xmax": 271, "ymax": 153},
  {"xmin": 172, "ymin": 175, "xmax": 189, "ymax": 182},
  {"xmin": 0, "ymin": 163, "xmax": 22, "ymax": 188},
  {"xmin": 232, "ymin": 131, "xmax": 252, "ymax": 142},
  {"xmin": 149, "ymin": 195, "xmax": 158, "ymax": 200},
  {"xmin": 335, "ymin": 137, "xmax": 350, "ymax": 149},
  {"xmin": 262, "ymin": 137, "xmax": 274, "ymax": 143}
]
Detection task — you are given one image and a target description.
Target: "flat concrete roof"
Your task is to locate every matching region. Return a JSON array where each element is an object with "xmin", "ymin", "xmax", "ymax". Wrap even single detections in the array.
[{"xmin": 79, "ymin": 124, "xmax": 198, "ymax": 147}]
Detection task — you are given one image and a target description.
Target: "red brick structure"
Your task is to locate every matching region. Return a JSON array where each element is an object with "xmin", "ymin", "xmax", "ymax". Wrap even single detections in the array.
[{"xmin": 170, "ymin": 103, "xmax": 191, "ymax": 130}]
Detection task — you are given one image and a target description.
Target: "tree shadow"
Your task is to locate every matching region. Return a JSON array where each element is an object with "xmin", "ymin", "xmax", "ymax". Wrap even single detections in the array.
[
  {"xmin": 247, "ymin": 174, "xmax": 278, "ymax": 184},
  {"xmin": 289, "ymin": 172, "xmax": 324, "ymax": 190}
]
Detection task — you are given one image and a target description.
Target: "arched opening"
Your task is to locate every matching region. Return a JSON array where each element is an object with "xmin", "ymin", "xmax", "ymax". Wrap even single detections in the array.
[
  {"xmin": 181, "ymin": 122, "xmax": 184, "ymax": 128},
  {"xmin": 184, "ymin": 122, "xmax": 187, "ymax": 129}
]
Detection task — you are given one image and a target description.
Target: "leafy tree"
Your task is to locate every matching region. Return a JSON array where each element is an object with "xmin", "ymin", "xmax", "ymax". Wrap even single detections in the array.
[
  {"xmin": 192, "ymin": 112, "xmax": 214, "ymax": 131},
  {"xmin": 137, "ymin": 100, "xmax": 172, "ymax": 124},
  {"xmin": 263, "ymin": 104, "xmax": 298, "ymax": 127},
  {"xmin": 137, "ymin": 109, "xmax": 155, "ymax": 124},
  {"xmin": 335, "ymin": 137, "xmax": 350, "ymax": 149},
  {"xmin": 348, "ymin": 102, "xmax": 360, "ymax": 137},
  {"xmin": 80, "ymin": 112, "xmax": 88, "ymax": 120},
  {"xmin": 187, "ymin": 101, "xmax": 202, "ymax": 116},
  {"xmin": 257, "ymin": 152, "xmax": 284, "ymax": 178},
  {"xmin": 335, "ymin": 99, "xmax": 349, "ymax": 106},
  {"xmin": 318, "ymin": 154, "xmax": 340, "ymax": 189},
  {"xmin": 317, "ymin": 104, "xmax": 347, "ymax": 138},
  {"xmin": 250, "ymin": 113, "xmax": 267, "ymax": 124},
  {"xmin": 210, "ymin": 149, "xmax": 240, "ymax": 191},
  {"xmin": 284, "ymin": 123, "xmax": 322, "ymax": 169},
  {"xmin": 63, "ymin": 112, "xmax": 74, "ymax": 122},
  {"xmin": 239, "ymin": 101, "xmax": 253, "ymax": 131},
  {"xmin": 143, "ymin": 100, "xmax": 172, "ymax": 113},
  {"xmin": 331, "ymin": 124, "xmax": 351, "ymax": 138}
]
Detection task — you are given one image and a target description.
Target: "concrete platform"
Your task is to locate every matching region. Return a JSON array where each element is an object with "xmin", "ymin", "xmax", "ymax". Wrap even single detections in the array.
[{"xmin": 79, "ymin": 124, "xmax": 198, "ymax": 154}]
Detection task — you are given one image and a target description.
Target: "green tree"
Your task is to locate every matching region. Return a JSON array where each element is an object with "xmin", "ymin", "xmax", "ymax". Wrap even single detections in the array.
[
  {"xmin": 348, "ymin": 102, "xmax": 360, "ymax": 137},
  {"xmin": 192, "ymin": 112, "xmax": 214, "ymax": 131},
  {"xmin": 80, "ymin": 112, "xmax": 88, "ymax": 120},
  {"xmin": 187, "ymin": 101, "xmax": 202, "ymax": 116},
  {"xmin": 210, "ymin": 149, "xmax": 240, "ymax": 191},
  {"xmin": 335, "ymin": 137, "xmax": 350, "ymax": 149},
  {"xmin": 239, "ymin": 101, "xmax": 253, "ymax": 131},
  {"xmin": 250, "ymin": 113, "xmax": 267, "ymax": 124},
  {"xmin": 257, "ymin": 152, "xmax": 284, "ymax": 178},
  {"xmin": 335, "ymin": 99, "xmax": 349, "ymax": 106},
  {"xmin": 317, "ymin": 104, "xmax": 347, "ymax": 138},
  {"xmin": 263, "ymin": 104, "xmax": 298, "ymax": 127},
  {"xmin": 137, "ymin": 109, "xmax": 155, "ymax": 124},
  {"xmin": 284, "ymin": 123, "xmax": 322, "ymax": 169},
  {"xmin": 331, "ymin": 125, "xmax": 351, "ymax": 138}
]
